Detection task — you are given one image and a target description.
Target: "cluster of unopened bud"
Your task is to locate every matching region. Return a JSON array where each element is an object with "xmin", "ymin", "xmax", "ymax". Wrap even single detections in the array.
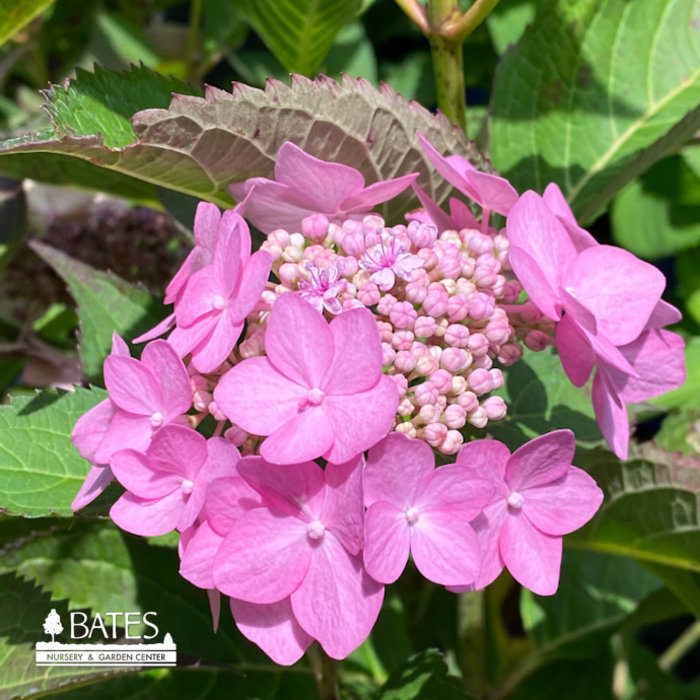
[{"xmin": 231, "ymin": 212, "xmax": 547, "ymax": 454}]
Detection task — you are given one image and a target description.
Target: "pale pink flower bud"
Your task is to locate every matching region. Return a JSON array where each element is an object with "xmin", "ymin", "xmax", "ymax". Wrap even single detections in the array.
[
  {"xmin": 415, "ymin": 354, "xmax": 438, "ymax": 376},
  {"xmin": 388, "ymin": 373, "xmax": 408, "ymax": 396},
  {"xmin": 390, "ymin": 301, "xmax": 418, "ymax": 330},
  {"xmin": 441, "ymin": 430, "xmax": 464, "ymax": 454},
  {"xmin": 376, "ymin": 321, "xmax": 394, "ymax": 343},
  {"xmin": 461, "ymin": 258, "xmax": 476, "ymax": 278},
  {"xmin": 208, "ymin": 399, "xmax": 226, "ymax": 422},
  {"xmin": 261, "ymin": 239, "xmax": 284, "ymax": 259},
  {"xmin": 447, "ymin": 293, "xmax": 470, "ymax": 322},
  {"xmin": 414, "ymin": 315, "xmax": 437, "ymax": 338},
  {"xmin": 301, "ymin": 213, "xmax": 329, "ymax": 240},
  {"xmin": 474, "ymin": 263, "xmax": 499, "ymax": 289},
  {"xmin": 340, "ymin": 256, "xmax": 358, "ymax": 277},
  {"xmin": 439, "ymin": 229, "xmax": 461, "ymax": 246},
  {"xmin": 418, "ymin": 247, "xmax": 438, "ymax": 270},
  {"xmin": 394, "ymin": 350, "xmax": 417, "ymax": 373},
  {"xmin": 444, "ymin": 404, "xmax": 467, "ymax": 429},
  {"xmin": 267, "ymin": 228, "xmax": 291, "ymax": 250},
  {"xmin": 363, "ymin": 214, "xmax": 385, "ymax": 229},
  {"xmin": 458, "ymin": 391, "xmax": 479, "ymax": 412},
  {"xmin": 424, "ymin": 422, "xmax": 448, "ymax": 448},
  {"xmin": 414, "ymin": 382, "xmax": 439, "ymax": 406},
  {"xmin": 423, "ymin": 290, "xmax": 448, "ymax": 317},
  {"xmin": 493, "ymin": 233, "xmax": 509, "ymax": 255},
  {"xmin": 282, "ymin": 244, "xmax": 303, "ymax": 263},
  {"xmin": 357, "ymin": 281, "xmax": 381, "ymax": 306},
  {"xmin": 225, "ymin": 425, "xmax": 248, "ymax": 447},
  {"xmin": 382, "ymin": 343, "xmax": 396, "ymax": 366},
  {"xmin": 377, "ymin": 293, "xmax": 398, "ymax": 316},
  {"xmin": 466, "ymin": 231, "xmax": 494, "ymax": 255},
  {"xmin": 482, "ymin": 396, "xmax": 507, "ymax": 420},
  {"xmin": 440, "ymin": 278, "xmax": 457, "ymax": 296},
  {"xmin": 434, "ymin": 318, "xmax": 449, "ymax": 337},
  {"xmin": 444, "ymin": 323, "xmax": 470, "ymax": 347},
  {"xmin": 492, "ymin": 276, "xmax": 506, "ymax": 297},
  {"xmin": 437, "ymin": 250, "xmax": 462, "ymax": 279},
  {"xmin": 502, "ymin": 280, "xmax": 522, "ymax": 303},
  {"xmin": 468, "ymin": 292, "xmax": 496, "ymax": 320},
  {"xmin": 456, "ymin": 277, "xmax": 476, "ymax": 295},
  {"xmin": 405, "ymin": 278, "xmax": 429, "ymax": 304},
  {"xmin": 525, "ymin": 330, "xmax": 550, "ymax": 351},
  {"xmin": 392, "ymin": 330, "xmax": 415, "ymax": 351},
  {"xmin": 278, "ymin": 262, "xmax": 299, "ymax": 286},
  {"xmin": 239, "ymin": 333, "xmax": 265, "ymax": 358},
  {"xmin": 407, "ymin": 220, "xmax": 438, "ymax": 248},
  {"xmin": 451, "ymin": 376, "xmax": 468, "ymax": 395},
  {"xmin": 394, "ymin": 422, "xmax": 417, "ymax": 439},
  {"xmin": 467, "ymin": 333, "xmax": 490, "ymax": 356},
  {"xmin": 193, "ymin": 389, "xmax": 212, "ymax": 412},
  {"xmin": 190, "ymin": 374, "xmax": 208, "ymax": 392},
  {"xmin": 498, "ymin": 343, "xmax": 523, "ymax": 365},
  {"xmin": 398, "ymin": 397, "xmax": 415, "ymax": 417},
  {"xmin": 441, "ymin": 347, "xmax": 469, "ymax": 372},
  {"xmin": 489, "ymin": 368, "xmax": 505, "ymax": 390},
  {"xmin": 341, "ymin": 230, "xmax": 366, "ymax": 256},
  {"xmin": 469, "ymin": 368, "xmax": 493, "ymax": 395},
  {"xmin": 417, "ymin": 403, "xmax": 441, "ymax": 424},
  {"xmin": 473, "ymin": 355, "xmax": 493, "ymax": 370},
  {"xmin": 468, "ymin": 407, "xmax": 488, "ymax": 429},
  {"xmin": 429, "ymin": 369, "xmax": 453, "ymax": 394}
]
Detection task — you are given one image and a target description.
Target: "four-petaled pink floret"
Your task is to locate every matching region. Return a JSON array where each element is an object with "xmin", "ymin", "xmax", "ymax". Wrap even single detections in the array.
[{"xmin": 213, "ymin": 293, "xmax": 399, "ymax": 464}]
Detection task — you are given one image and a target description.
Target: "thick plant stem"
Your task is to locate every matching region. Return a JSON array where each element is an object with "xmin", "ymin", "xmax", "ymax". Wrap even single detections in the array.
[
  {"xmin": 445, "ymin": 0, "xmax": 503, "ymax": 42},
  {"xmin": 308, "ymin": 643, "xmax": 339, "ymax": 700},
  {"xmin": 428, "ymin": 32, "xmax": 466, "ymax": 132},
  {"xmin": 426, "ymin": 0, "xmax": 467, "ymax": 132}
]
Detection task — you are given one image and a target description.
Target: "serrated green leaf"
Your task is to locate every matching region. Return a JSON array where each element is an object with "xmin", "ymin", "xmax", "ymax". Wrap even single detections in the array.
[
  {"xmin": 0, "ymin": 389, "xmax": 106, "ymax": 517},
  {"xmin": 372, "ymin": 649, "xmax": 475, "ymax": 700},
  {"xmin": 486, "ymin": 0, "xmax": 540, "ymax": 56},
  {"xmin": 491, "ymin": 0, "xmax": 700, "ymax": 223},
  {"xmin": 490, "ymin": 348, "xmax": 602, "ymax": 450},
  {"xmin": 567, "ymin": 447, "xmax": 700, "ymax": 572},
  {"xmin": 611, "ymin": 152, "xmax": 700, "ymax": 259},
  {"xmin": 640, "ymin": 562, "xmax": 700, "ymax": 618},
  {"xmin": 30, "ymin": 241, "xmax": 165, "ymax": 382},
  {"xmin": 323, "ymin": 20, "xmax": 377, "ymax": 83},
  {"xmin": 235, "ymin": 0, "xmax": 362, "ymax": 76},
  {"xmin": 43, "ymin": 64, "xmax": 202, "ymax": 149},
  {"xmin": 0, "ymin": 0, "xmax": 55, "ymax": 45},
  {"xmin": 0, "ymin": 70, "xmax": 489, "ymax": 221}
]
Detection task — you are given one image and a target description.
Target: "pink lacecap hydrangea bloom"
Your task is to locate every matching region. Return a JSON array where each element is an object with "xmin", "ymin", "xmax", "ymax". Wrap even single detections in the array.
[{"xmin": 69, "ymin": 137, "xmax": 690, "ymax": 665}]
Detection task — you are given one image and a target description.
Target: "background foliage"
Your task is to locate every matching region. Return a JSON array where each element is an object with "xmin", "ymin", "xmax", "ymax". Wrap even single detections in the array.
[{"xmin": 0, "ymin": 0, "xmax": 698, "ymax": 698}]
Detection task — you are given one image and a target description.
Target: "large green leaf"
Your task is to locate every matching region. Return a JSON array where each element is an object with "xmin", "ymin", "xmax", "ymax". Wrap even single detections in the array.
[
  {"xmin": 0, "ymin": 68, "xmax": 489, "ymax": 221},
  {"xmin": 489, "ymin": 348, "xmax": 602, "ymax": 450},
  {"xmin": 0, "ymin": 0, "xmax": 55, "ymax": 45},
  {"xmin": 0, "ymin": 388, "xmax": 106, "ymax": 517},
  {"xmin": 30, "ymin": 241, "xmax": 165, "ymax": 383},
  {"xmin": 491, "ymin": 0, "xmax": 700, "ymax": 223},
  {"xmin": 235, "ymin": 0, "xmax": 362, "ymax": 76},
  {"xmin": 611, "ymin": 150, "xmax": 700, "ymax": 259},
  {"xmin": 568, "ymin": 447, "xmax": 700, "ymax": 572}
]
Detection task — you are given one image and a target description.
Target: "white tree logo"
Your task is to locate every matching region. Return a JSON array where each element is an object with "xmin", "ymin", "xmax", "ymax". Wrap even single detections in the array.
[{"xmin": 42, "ymin": 609, "xmax": 63, "ymax": 643}]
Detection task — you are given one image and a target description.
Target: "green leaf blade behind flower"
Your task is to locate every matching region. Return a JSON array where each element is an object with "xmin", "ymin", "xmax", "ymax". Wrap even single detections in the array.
[
  {"xmin": 0, "ymin": 388, "xmax": 106, "ymax": 517},
  {"xmin": 30, "ymin": 241, "xmax": 166, "ymax": 383},
  {"xmin": 0, "ymin": 0, "xmax": 56, "ymax": 46},
  {"xmin": 234, "ymin": 0, "xmax": 363, "ymax": 76},
  {"xmin": 491, "ymin": 0, "xmax": 700, "ymax": 223}
]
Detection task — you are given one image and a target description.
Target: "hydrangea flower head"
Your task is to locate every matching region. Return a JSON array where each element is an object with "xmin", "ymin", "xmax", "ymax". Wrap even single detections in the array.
[
  {"xmin": 229, "ymin": 141, "xmax": 418, "ymax": 234},
  {"xmin": 454, "ymin": 430, "xmax": 603, "ymax": 595},
  {"xmin": 214, "ymin": 293, "xmax": 399, "ymax": 464}
]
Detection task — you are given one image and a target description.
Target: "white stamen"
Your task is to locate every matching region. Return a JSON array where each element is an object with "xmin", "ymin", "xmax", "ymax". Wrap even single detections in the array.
[
  {"xmin": 307, "ymin": 519, "xmax": 325, "ymax": 540},
  {"xmin": 405, "ymin": 506, "xmax": 420, "ymax": 525},
  {"xmin": 181, "ymin": 479, "xmax": 194, "ymax": 495},
  {"xmin": 149, "ymin": 411, "xmax": 164, "ymax": 427},
  {"xmin": 507, "ymin": 491, "xmax": 524, "ymax": 509}
]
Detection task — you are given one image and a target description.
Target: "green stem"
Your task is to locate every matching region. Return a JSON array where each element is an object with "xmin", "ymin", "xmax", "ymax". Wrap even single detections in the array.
[
  {"xmin": 394, "ymin": 0, "xmax": 429, "ymax": 33},
  {"xmin": 307, "ymin": 643, "xmax": 339, "ymax": 700},
  {"xmin": 184, "ymin": 0, "xmax": 204, "ymax": 82},
  {"xmin": 658, "ymin": 620, "xmax": 700, "ymax": 673},
  {"xmin": 426, "ymin": 0, "xmax": 466, "ymax": 132},
  {"xmin": 445, "ymin": 0, "xmax": 503, "ymax": 42}
]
